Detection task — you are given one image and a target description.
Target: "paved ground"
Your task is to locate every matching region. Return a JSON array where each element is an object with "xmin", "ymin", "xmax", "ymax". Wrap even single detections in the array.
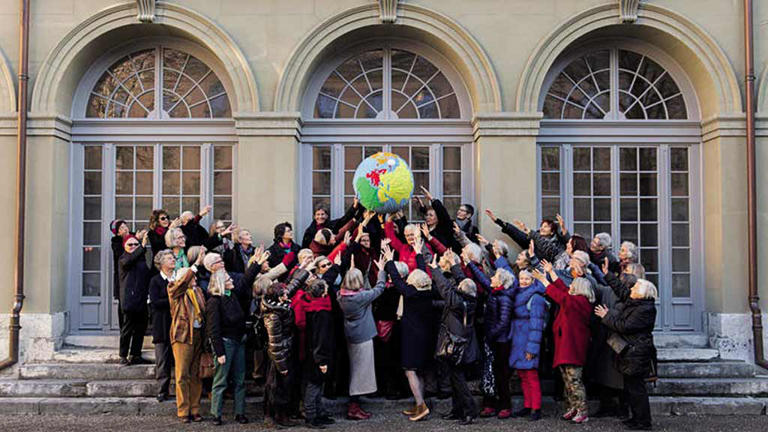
[{"xmin": 0, "ymin": 413, "xmax": 767, "ymax": 431}]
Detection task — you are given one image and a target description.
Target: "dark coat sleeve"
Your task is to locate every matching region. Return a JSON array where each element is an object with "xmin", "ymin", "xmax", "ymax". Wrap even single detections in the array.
[
  {"xmin": 467, "ymin": 262, "xmax": 491, "ymax": 290},
  {"xmin": 149, "ymin": 276, "xmax": 170, "ymax": 310},
  {"xmin": 604, "ymin": 271, "xmax": 631, "ymax": 302},
  {"xmin": 385, "ymin": 261, "xmax": 417, "ymax": 298},
  {"xmin": 285, "ymin": 269, "xmax": 310, "ymax": 299},
  {"xmin": 602, "ymin": 303, "xmax": 657, "ymax": 335},
  {"xmin": 302, "ymin": 221, "xmax": 317, "ymax": 249},
  {"xmin": 311, "ymin": 311, "xmax": 335, "ymax": 366},
  {"xmin": 206, "ymin": 296, "xmax": 225, "ymax": 357},
  {"xmin": 495, "ymin": 218, "xmax": 530, "ymax": 250},
  {"xmin": 431, "ymin": 199, "xmax": 455, "ymax": 243}
]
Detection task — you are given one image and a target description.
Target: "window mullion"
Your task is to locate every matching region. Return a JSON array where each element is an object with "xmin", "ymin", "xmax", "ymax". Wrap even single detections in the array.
[
  {"xmin": 155, "ymin": 46, "xmax": 163, "ymax": 119},
  {"xmin": 610, "ymin": 145, "xmax": 621, "ymax": 254},
  {"xmin": 658, "ymin": 144, "xmax": 672, "ymax": 328},
  {"xmin": 430, "ymin": 143, "xmax": 442, "ymax": 199},
  {"xmin": 563, "ymin": 144, "xmax": 574, "ymax": 233},
  {"xmin": 383, "ymin": 48, "xmax": 392, "ymax": 119},
  {"xmin": 153, "ymin": 143, "xmax": 163, "ymax": 209},
  {"xmin": 609, "ymin": 48, "xmax": 619, "ymax": 120},
  {"xmin": 200, "ymin": 143, "xmax": 213, "ymax": 226},
  {"xmin": 332, "ymin": 143, "xmax": 344, "ymax": 217}
]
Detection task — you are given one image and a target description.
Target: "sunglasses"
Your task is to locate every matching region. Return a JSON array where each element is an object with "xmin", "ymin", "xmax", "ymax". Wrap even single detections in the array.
[
  {"xmin": 319, "ymin": 263, "xmax": 331, "ymax": 268},
  {"xmin": 159, "ymin": 216, "xmax": 169, "ymax": 221},
  {"xmin": 126, "ymin": 242, "xmax": 139, "ymax": 247}
]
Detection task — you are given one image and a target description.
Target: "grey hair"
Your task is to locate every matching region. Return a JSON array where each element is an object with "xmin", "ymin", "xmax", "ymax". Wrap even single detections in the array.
[
  {"xmin": 634, "ymin": 279, "xmax": 658, "ymax": 300},
  {"xmin": 406, "ymin": 269, "xmax": 432, "ymax": 290},
  {"xmin": 463, "ymin": 243, "xmax": 484, "ymax": 263},
  {"xmin": 403, "ymin": 224, "xmax": 419, "ymax": 236},
  {"xmin": 457, "ymin": 278, "xmax": 477, "ymax": 298},
  {"xmin": 493, "ymin": 239, "xmax": 510, "ymax": 257},
  {"xmin": 165, "ymin": 227, "xmax": 184, "ymax": 248},
  {"xmin": 180, "ymin": 211, "xmax": 195, "ymax": 221},
  {"xmin": 494, "ymin": 268, "xmax": 515, "ymax": 289},
  {"xmin": 625, "ymin": 262, "xmax": 646, "ymax": 279},
  {"xmin": 571, "ymin": 250, "xmax": 590, "ymax": 268},
  {"xmin": 569, "ymin": 277, "xmax": 595, "ymax": 303},
  {"xmin": 187, "ymin": 246, "xmax": 205, "ymax": 266},
  {"xmin": 518, "ymin": 269, "xmax": 533, "ymax": 280},
  {"xmin": 154, "ymin": 249, "xmax": 175, "ymax": 271},
  {"xmin": 298, "ymin": 248, "xmax": 314, "ymax": 263},
  {"xmin": 621, "ymin": 241, "xmax": 639, "ymax": 263},
  {"xmin": 595, "ymin": 232, "xmax": 612, "ymax": 250},
  {"xmin": 342, "ymin": 268, "xmax": 365, "ymax": 292},
  {"xmin": 253, "ymin": 275, "xmax": 272, "ymax": 297},
  {"xmin": 394, "ymin": 261, "xmax": 409, "ymax": 278}
]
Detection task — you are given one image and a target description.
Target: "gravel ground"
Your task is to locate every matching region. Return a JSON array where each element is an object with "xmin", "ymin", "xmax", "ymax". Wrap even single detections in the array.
[{"xmin": 0, "ymin": 413, "xmax": 767, "ymax": 431}]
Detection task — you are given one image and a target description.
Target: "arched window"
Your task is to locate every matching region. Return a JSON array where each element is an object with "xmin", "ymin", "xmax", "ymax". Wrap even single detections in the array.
[
  {"xmin": 537, "ymin": 43, "xmax": 701, "ymax": 332},
  {"xmin": 73, "ymin": 43, "xmax": 235, "ymax": 333},
  {"xmin": 86, "ymin": 47, "xmax": 231, "ymax": 118},
  {"xmin": 303, "ymin": 43, "xmax": 472, "ymax": 222}
]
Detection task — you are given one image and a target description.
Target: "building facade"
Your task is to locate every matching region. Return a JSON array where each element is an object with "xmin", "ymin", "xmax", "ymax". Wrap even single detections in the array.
[{"xmin": 0, "ymin": 0, "xmax": 766, "ymax": 365}]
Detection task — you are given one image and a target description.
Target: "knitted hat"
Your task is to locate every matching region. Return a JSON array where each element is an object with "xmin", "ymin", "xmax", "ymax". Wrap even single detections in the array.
[{"xmin": 110, "ymin": 219, "xmax": 126, "ymax": 235}]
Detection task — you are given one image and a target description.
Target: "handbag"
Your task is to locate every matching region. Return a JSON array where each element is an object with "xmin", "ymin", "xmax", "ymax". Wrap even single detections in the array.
[
  {"xmin": 199, "ymin": 351, "xmax": 215, "ymax": 378},
  {"xmin": 607, "ymin": 332, "xmax": 629, "ymax": 355},
  {"xmin": 436, "ymin": 326, "xmax": 470, "ymax": 366}
]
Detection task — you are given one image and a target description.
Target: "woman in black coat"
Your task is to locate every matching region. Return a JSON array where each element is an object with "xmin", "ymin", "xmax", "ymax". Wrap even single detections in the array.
[
  {"xmin": 110, "ymin": 219, "xmax": 132, "ymax": 328},
  {"xmin": 383, "ymin": 242, "xmax": 435, "ymax": 422},
  {"xmin": 148, "ymin": 249, "xmax": 175, "ymax": 401},
  {"xmin": 595, "ymin": 278, "xmax": 658, "ymax": 431},
  {"xmin": 267, "ymin": 222, "xmax": 301, "ymax": 269},
  {"xmin": 429, "ymin": 251, "xmax": 479, "ymax": 425},
  {"xmin": 117, "ymin": 232, "xmax": 152, "ymax": 365},
  {"xmin": 301, "ymin": 201, "xmax": 360, "ymax": 249}
]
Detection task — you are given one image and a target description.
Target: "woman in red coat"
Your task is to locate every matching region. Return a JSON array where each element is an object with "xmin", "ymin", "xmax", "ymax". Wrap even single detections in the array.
[{"xmin": 533, "ymin": 260, "xmax": 594, "ymax": 424}]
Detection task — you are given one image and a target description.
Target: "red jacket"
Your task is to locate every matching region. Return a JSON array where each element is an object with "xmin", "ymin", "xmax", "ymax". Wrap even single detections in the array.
[
  {"xmin": 546, "ymin": 278, "xmax": 592, "ymax": 368},
  {"xmin": 384, "ymin": 221, "xmax": 433, "ymax": 272}
]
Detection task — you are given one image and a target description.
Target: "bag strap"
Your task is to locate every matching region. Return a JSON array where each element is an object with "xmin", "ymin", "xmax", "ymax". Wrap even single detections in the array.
[{"xmin": 526, "ymin": 293, "xmax": 550, "ymax": 312}]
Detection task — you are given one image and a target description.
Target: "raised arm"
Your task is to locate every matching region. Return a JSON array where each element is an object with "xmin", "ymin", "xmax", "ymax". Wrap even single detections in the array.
[
  {"xmin": 167, "ymin": 267, "xmax": 196, "ymax": 300},
  {"xmin": 467, "ymin": 261, "xmax": 491, "ymax": 290},
  {"xmin": 384, "ymin": 261, "xmax": 416, "ymax": 297}
]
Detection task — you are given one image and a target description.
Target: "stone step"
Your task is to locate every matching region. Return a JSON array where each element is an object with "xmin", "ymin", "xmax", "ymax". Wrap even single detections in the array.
[
  {"xmin": 64, "ymin": 335, "xmax": 153, "ymax": 350},
  {"xmin": 657, "ymin": 348, "xmax": 720, "ymax": 362},
  {"xmin": 51, "ymin": 347, "xmax": 155, "ymax": 364},
  {"xmin": 0, "ymin": 396, "xmax": 766, "ymax": 417},
  {"xmin": 657, "ymin": 361, "xmax": 755, "ymax": 378},
  {"xmin": 0, "ymin": 380, "xmax": 87, "ymax": 398},
  {"xmin": 86, "ymin": 380, "xmax": 158, "ymax": 397},
  {"xmin": 649, "ymin": 378, "xmax": 768, "ymax": 396},
  {"xmin": 20, "ymin": 363, "xmax": 155, "ymax": 380},
  {"xmin": 653, "ymin": 333, "xmax": 709, "ymax": 349}
]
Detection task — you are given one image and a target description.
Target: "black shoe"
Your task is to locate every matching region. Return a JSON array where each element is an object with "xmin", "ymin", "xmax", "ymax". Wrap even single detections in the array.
[
  {"xmin": 626, "ymin": 424, "xmax": 652, "ymax": 431},
  {"xmin": 592, "ymin": 408, "xmax": 617, "ymax": 418},
  {"xmin": 441, "ymin": 411, "xmax": 461, "ymax": 420},
  {"xmin": 457, "ymin": 416, "xmax": 474, "ymax": 425},
  {"xmin": 529, "ymin": 410, "xmax": 542, "ymax": 421},
  {"xmin": 156, "ymin": 393, "xmax": 168, "ymax": 403},
  {"xmin": 623, "ymin": 418, "xmax": 638, "ymax": 427},
  {"xmin": 513, "ymin": 407, "xmax": 531, "ymax": 418},
  {"xmin": 128, "ymin": 356, "xmax": 152, "ymax": 365},
  {"xmin": 212, "ymin": 416, "xmax": 222, "ymax": 426},
  {"xmin": 305, "ymin": 419, "xmax": 326, "ymax": 429},
  {"xmin": 118, "ymin": 357, "xmax": 129, "ymax": 365},
  {"xmin": 235, "ymin": 415, "xmax": 249, "ymax": 424},
  {"xmin": 318, "ymin": 416, "xmax": 335, "ymax": 425}
]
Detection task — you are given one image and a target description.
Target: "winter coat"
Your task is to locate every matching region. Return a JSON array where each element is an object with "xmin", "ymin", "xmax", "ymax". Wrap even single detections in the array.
[
  {"xmin": 495, "ymin": 218, "xmax": 566, "ymax": 263},
  {"xmin": 118, "ymin": 245, "xmax": 152, "ymax": 313},
  {"xmin": 586, "ymin": 279, "xmax": 624, "ymax": 390},
  {"xmin": 205, "ymin": 263, "xmax": 259, "ymax": 357},
  {"xmin": 261, "ymin": 269, "xmax": 310, "ymax": 374},
  {"xmin": 304, "ymin": 299, "xmax": 335, "ymax": 383},
  {"xmin": 337, "ymin": 270, "xmax": 386, "ymax": 344},
  {"xmin": 301, "ymin": 203, "xmax": 359, "ymax": 248},
  {"xmin": 181, "ymin": 215, "xmax": 209, "ymax": 248},
  {"xmin": 419, "ymin": 198, "xmax": 460, "ymax": 252},
  {"xmin": 224, "ymin": 244, "xmax": 254, "ymax": 275},
  {"xmin": 432, "ymin": 265, "xmax": 479, "ymax": 365},
  {"xmin": 167, "ymin": 267, "xmax": 207, "ymax": 345},
  {"xmin": 308, "ymin": 219, "xmax": 357, "ymax": 257},
  {"xmin": 545, "ymin": 278, "xmax": 592, "ymax": 368},
  {"xmin": 111, "ymin": 235, "xmax": 127, "ymax": 301},
  {"xmin": 267, "ymin": 241, "xmax": 301, "ymax": 270},
  {"xmin": 148, "ymin": 227, "xmax": 168, "ymax": 260},
  {"xmin": 385, "ymin": 259, "xmax": 436, "ymax": 369},
  {"xmin": 484, "ymin": 286, "xmax": 514, "ymax": 343},
  {"xmin": 601, "ymin": 274, "xmax": 657, "ymax": 376},
  {"xmin": 589, "ymin": 249, "xmax": 621, "ymax": 274},
  {"xmin": 507, "ymin": 279, "xmax": 548, "ymax": 370},
  {"xmin": 148, "ymin": 272, "xmax": 172, "ymax": 343}
]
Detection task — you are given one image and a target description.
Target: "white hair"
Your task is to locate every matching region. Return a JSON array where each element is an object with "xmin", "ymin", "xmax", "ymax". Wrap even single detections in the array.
[
  {"xmin": 569, "ymin": 277, "xmax": 595, "ymax": 303},
  {"xmin": 571, "ymin": 250, "xmax": 590, "ymax": 268},
  {"xmin": 203, "ymin": 253, "xmax": 221, "ymax": 272},
  {"xmin": 406, "ymin": 269, "xmax": 432, "ymax": 291},
  {"xmin": 493, "ymin": 239, "xmax": 510, "ymax": 257},
  {"xmin": 595, "ymin": 232, "xmax": 612, "ymax": 250},
  {"xmin": 403, "ymin": 224, "xmax": 419, "ymax": 236},
  {"xmin": 625, "ymin": 262, "xmax": 646, "ymax": 279},
  {"xmin": 457, "ymin": 278, "xmax": 477, "ymax": 298},
  {"xmin": 495, "ymin": 268, "xmax": 515, "ymax": 289},
  {"xmin": 394, "ymin": 261, "xmax": 409, "ymax": 278},
  {"xmin": 634, "ymin": 279, "xmax": 658, "ymax": 300},
  {"xmin": 621, "ymin": 241, "xmax": 639, "ymax": 263},
  {"xmin": 463, "ymin": 243, "xmax": 484, "ymax": 263}
]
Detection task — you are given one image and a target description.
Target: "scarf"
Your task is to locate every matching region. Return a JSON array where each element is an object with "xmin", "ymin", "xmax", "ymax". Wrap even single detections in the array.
[
  {"xmin": 238, "ymin": 245, "xmax": 254, "ymax": 267},
  {"xmin": 279, "ymin": 241, "xmax": 292, "ymax": 254},
  {"xmin": 186, "ymin": 288, "xmax": 203, "ymax": 324},
  {"xmin": 174, "ymin": 249, "xmax": 189, "ymax": 270},
  {"xmin": 154, "ymin": 226, "xmax": 168, "ymax": 236}
]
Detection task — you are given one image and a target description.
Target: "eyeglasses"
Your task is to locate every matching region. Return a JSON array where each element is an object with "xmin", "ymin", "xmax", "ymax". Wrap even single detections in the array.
[{"xmin": 159, "ymin": 216, "xmax": 169, "ymax": 221}]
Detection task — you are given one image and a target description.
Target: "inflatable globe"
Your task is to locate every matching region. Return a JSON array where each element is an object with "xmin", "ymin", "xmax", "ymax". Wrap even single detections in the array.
[{"xmin": 353, "ymin": 152, "xmax": 414, "ymax": 213}]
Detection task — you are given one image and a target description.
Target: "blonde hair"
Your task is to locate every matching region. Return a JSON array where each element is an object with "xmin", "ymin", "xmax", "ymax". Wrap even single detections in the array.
[
  {"xmin": 165, "ymin": 227, "xmax": 184, "ymax": 248},
  {"xmin": 406, "ymin": 269, "xmax": 431, "ymax": 291},
  {"xmin": 253, "ymin": 275, "xmax": 272, "ymax": 297},
  {"xmin": 569, "ymin": 277, "xmax": 595, "ymax": 303},
  {"xmin": 298, "ymin": 248, "xmax": 314, "ymax": 262},
  {"xmin": 208, "ymin": 270, "xmax": 229, "ymax": 297},
  {"xmin": 634, "ymin": 279, "xmax": 658, "ymax": 300},
  {"xmin": 341, "ymin": 268, "xmax": 365, "ymax": 292}
]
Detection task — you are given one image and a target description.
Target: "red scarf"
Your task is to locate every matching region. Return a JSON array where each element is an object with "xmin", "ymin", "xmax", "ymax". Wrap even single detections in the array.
[{"xmin": 154, "ymin": 226, "xmax": 168, "ymax": 236}]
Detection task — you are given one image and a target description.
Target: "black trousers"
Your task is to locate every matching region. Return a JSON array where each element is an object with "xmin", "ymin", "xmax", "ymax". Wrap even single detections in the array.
[
  {"xmin": 154, "ymin": 342, "xmax": 173, "ymax": 395},
  {"xmin": 448, "ymin": 362, "xmax": 477, "ymax": 418},
  {"xmin": 120, "ymin": 309, "xmax": 147, "ymax": 358},
  {"xmin": 482, "ymin": 341, "xmax": 511, "ymax": 410},
  {"xmin": 624, "ymin": 374, "xmax": 651, "ymax": 426}
]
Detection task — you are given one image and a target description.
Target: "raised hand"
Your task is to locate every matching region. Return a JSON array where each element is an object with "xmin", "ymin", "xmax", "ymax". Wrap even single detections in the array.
[
  {"xmin": 382, "ymin": 244, "xmax": 395, "ymax": 262},
  {"xmin": 453, "ymin": 222, "xmax": 461, "ymax": 234},
  {"xmin": 412, "ymin": 235, "xmax": 424, "ymax": 255},
  {"xmin": 170, "ymin": 217, "xmax": 182, "ymax": 229},
  {"xmin": 222, "ymin": 223, "xmax": 235, "ymax": 236},
  {"xmin": 602, "ymin": 257, "xmax": 609, "ymax": 276},
  {"xmin": 259, "ymin": 251, "xmax": 271, "ymax": 266},
  {"xmin": 594, "ymin": 304, "xmax": 609, "ymax": 318},
  {"xmin": 528, "ymin": 240, "xmax": 535, "ymax": 257},
  {"xmin": 420, "ymin": 223, "xmax": 432, "ymax": 240},
  {"xmin": 531, "ymin": 269, "xmax": 547, "ymax": 282},
  {"xmin": 556, "ymin": 213, "xmax": 565, "ymax": 229},
  {"xmin": 350, "ymin": 255, "xmax": 356, "ymax": 269},
  {"xmin": 484, "ymin": 209, "xmax": 497, "ymax": 222},
  {"xmin": 343, "ymin": 231, "xmax": 352, "ymax": 246},
  {"xmin": 541, "ymin": 259, "xmax": 554, "ymax": 275},
  {"xmin": 428, "ymin": 254, "xmax": 438, "ymax": 269},
  {"xmin": 353, "ymin": 197, "xmax": 359, "ymax": 208},
  {"xmin": 333, "ymin": 253, "xmax": 342, "ymax": 266},
  {"xmin": 419, "ymin": 185, "xmax": 434, "ymax": 202},
  {"xmin": 200, "ymin": 205, "xmax": 212, "ymax": 217},
  {"xmin": 374, "ymin": 255, "xmax": 386, "ymax": 271},
  {"xmin": 476, "ymin": 234, "xmax": 489, "ymax": 246}
]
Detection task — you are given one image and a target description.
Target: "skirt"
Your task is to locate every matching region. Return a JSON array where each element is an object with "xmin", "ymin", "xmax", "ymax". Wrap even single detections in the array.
[{"xmin": 347, "ymin": 339, "xmax": 377, "ymax": 396}]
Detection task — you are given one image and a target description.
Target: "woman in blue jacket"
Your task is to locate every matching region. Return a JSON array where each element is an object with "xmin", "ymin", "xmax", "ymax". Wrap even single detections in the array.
[{"xmin": 508, "ymin": 269, "xmax": 548, "ymax": 421}]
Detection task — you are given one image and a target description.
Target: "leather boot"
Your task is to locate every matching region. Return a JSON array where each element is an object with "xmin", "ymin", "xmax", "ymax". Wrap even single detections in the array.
[
  {"xmin": 408, "ymin": 403, "xmax": 430, "ymax": 422},
  {"xmin": 346, "ymin": 403, "xmax": 368, "ymax": 420}
]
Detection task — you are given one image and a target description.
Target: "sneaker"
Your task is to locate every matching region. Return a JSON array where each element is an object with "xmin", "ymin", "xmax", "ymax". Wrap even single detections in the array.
[
  {"xmin": 572, "ymin": 411, "xmax": 589, "ymax": 424},
  {"xmin": 562, "ymin": 408, "xmax": 577, "ymax": 420},
  {"xmin": 529, "ymin": 410, "xmax": 542, "ymax": 421},
  {"xmin": 497, "ymin": 409, "xmax": 513, "ymax": 419},
  {"xmin": 479, "ymin": 407, "xmax": 497, "ymax": 417}
]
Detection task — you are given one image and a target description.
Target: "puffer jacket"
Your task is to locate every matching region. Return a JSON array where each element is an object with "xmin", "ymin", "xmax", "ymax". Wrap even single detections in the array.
[
  {"xmin": 432, "ymin": 265, "xmax": 479, "ymax": 365},
  {"xmin": 601, "ymin": 295, "xmax": 657, "ymax": 377},
  {"xmin": 507, "ymin": 279, "xmax": 548, "ymax": 370},
  {"xmin": 484, "ymin": 286, "xmax": 514, "ymax": 343},
  {"xmin": 260, "ymin": 269, "xmax": 309, "ymax": 374},
  {"xmin": 495, "ymin": 218, "xmax": 566, "ymax": 263}
]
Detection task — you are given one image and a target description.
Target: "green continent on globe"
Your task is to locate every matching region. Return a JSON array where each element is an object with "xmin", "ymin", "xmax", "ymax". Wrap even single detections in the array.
[{"xmin": 355, "ymin": 175, "xmax": 381, "ymax": 210}]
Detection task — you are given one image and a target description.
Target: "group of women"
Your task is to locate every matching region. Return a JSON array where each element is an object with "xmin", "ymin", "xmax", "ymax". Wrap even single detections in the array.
[{"xmin": 109, "ymin": 191, "xmax": 658, "ymax": 431}]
